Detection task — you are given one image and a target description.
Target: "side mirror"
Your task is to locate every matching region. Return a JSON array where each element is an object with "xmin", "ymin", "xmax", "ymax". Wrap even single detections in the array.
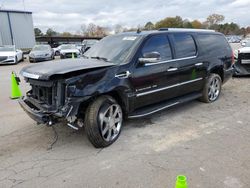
[{"xmin": 139, "ymin": 51, "xmax": 161, "ymax": 64}]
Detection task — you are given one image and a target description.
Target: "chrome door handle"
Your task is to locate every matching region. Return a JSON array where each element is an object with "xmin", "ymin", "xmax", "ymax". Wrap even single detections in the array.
[
  {"xmin": 195, "ymin": 62, "xmax": 203, "ymax": 66},
  {"xmin": 167, "ymin": 67, "xmax": 178, "ymax": 72},
  {"xmin": 115, "ymin": 71, "xmax": 131, "ymax": 79}
]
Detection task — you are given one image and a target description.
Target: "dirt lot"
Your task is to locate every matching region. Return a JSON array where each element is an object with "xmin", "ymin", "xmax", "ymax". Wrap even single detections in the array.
[{"xmin": 0, "ymin": 44, "xmax": 250, "ymax": 188}]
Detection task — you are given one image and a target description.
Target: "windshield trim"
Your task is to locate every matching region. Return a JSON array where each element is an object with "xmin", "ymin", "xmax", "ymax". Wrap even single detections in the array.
[{"xmin": 84, "ymin": 34, "xmax": 144, "ymax": 65}]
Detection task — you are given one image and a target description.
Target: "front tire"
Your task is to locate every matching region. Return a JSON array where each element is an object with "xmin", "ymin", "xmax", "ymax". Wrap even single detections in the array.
[
  {"xmin": 21, "ymin": 54, "xmax": 24, "ymax": 62},
  {"xmin": 15, "ymin": 56, "xmax": 18, "ymax": 64},
  {"xmin": 55, "ymin": 51, "xmax": 60, "ymax": 56},
  {"xmin": 84, "ymin": 96, "xmax": 123, "ymax": 148},
  {"xmin": 200, "ymin": 73, "xmax": 222, "ymax": 103}
]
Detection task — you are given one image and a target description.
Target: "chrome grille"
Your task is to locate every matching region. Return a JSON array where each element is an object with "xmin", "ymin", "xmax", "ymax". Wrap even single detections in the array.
[{"xmin": 0, "ymin": 56, "xmax": 7, "ymax": 61}]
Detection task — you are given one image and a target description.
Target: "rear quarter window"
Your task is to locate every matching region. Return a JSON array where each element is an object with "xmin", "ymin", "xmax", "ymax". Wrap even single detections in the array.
[
  {"xmin": 172, "ymin": 34, "xmax": 197, "ymax": 58},
  {"xmin": 196, "ymin": 34, "xmax": 231, "ymax": 55}
]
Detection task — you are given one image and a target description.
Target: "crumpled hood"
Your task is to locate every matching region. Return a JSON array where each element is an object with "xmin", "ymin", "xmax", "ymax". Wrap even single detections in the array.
[
  {"xmin": 60, "ymin": 49, "xmax": 79, "ymax": 54},
  {"xmin": 0, "ymin": 51, "xmax": 15, "ymax": 56},
  {"xmin": 20, "ymin": 58, "xmax": 114, "ymax": 80}
]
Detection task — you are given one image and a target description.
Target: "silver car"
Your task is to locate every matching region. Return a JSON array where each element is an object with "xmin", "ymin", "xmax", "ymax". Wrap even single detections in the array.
[
  {"xmin": 0, "ymin": 45, "xmax": 23, "ymax": 64},
  {"xmin": 29, "ymin": 45, "xmax": 54, "ymax": 63}
]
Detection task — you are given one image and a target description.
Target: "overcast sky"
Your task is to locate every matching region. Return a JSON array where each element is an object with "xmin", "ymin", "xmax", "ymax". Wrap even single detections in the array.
[{"xmin": 0, "ymin": 0, "xmax": 249, "ymax": 33}]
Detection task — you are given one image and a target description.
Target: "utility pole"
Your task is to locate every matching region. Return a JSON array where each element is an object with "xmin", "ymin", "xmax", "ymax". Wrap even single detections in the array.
[{"xmin": 22, "ymin": 0, "xmax": 26, "ymax": 11}]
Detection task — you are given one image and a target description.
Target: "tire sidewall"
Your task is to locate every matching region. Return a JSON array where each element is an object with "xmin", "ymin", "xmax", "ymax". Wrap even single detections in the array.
[
  {"xmin": 205, "ymin": 74, "xmax": 222, "ymax": 103},
  {"xmin": 97, "ymin": 97, "xmax": 123, "ymax": 145},
  {"xmin": 85, "ymin": 96, "xmax": 123, "ymax": 148}
]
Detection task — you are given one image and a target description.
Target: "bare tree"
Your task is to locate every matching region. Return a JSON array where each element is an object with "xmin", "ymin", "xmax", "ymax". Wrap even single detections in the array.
[
  {"xmin": 114, "ymin": 24, "xmax": 124, "ymax": 34},
  {"xmin": 206, "ymin": 14, "xmax": 225, "ymax": 27},
  {"xmin": 83, "ymin": 23, "xmax": 108, "ymax": 37},
  {"xmin": 80, "ymin": 24, "xmax": 87, "ymax": 35}
]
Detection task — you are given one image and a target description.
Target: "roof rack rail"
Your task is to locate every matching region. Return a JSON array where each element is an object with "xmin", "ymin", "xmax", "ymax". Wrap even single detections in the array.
[{"xmin": 158, "ymin": 28, "xmax": 215, "ymax": 32}]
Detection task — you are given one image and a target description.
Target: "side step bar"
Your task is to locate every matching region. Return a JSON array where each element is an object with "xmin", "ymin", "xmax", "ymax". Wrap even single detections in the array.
[{"xmin": 128, "ymin": 92, "xmax": 202, "ymax": 119}]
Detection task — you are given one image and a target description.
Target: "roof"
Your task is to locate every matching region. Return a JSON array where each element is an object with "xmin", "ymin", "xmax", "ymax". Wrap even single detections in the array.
[
  {"xmin": 121, "ymin": 28, "xmax": 217, "ymax": 37},
  {"xmin": 0, "ymin": 9, "xmax": 32, "ymax": 14}
]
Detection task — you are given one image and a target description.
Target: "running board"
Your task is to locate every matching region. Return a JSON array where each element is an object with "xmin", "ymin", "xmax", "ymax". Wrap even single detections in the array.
[{"xmin": 128, "ymin": 92, "xmax": 202, "ymax": 119}]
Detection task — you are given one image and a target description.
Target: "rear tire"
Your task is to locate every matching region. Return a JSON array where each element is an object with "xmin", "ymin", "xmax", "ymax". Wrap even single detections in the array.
[
  {"xmin": 84, "ymin": 95, "xmax": 123, "ymax": 148},
  {"xmin": 200, "ymin": 73, "xmax": 222, "ymax": 103}
]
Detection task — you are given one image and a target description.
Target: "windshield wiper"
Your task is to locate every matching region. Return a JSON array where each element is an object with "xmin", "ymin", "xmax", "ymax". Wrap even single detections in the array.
[{"xmin": 90, "ymin": 56, "xmax": 110, "ymax": 62}]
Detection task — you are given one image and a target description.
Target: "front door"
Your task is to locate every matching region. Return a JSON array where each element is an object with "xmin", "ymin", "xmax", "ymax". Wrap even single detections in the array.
[{"xmin": 129, "ymin": 34, "xmax": 180, "ymax": 109}]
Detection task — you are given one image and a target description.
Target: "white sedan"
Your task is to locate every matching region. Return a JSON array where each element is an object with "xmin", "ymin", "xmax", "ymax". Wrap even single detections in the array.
[{"xmin": 0, "ymin": 45, "xmax": 23, "ymax": 64}]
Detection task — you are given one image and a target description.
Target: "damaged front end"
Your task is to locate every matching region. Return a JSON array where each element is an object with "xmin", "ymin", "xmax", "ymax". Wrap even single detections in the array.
[{"xmin": 18, "ymin": 78, "xmax": 88, "ymax": 128}]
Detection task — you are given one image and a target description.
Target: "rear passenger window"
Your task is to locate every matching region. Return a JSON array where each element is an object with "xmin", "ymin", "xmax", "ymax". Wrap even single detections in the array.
[
  {"xmin": 141, "ymin": 35, "xmax": 172, "ymax": 61},
  {"xmin": 197, "ymin": 34, "xmax": 230, "ymax": 54},
  {"xmin": 173, "ymin": 34, "xmax": 197, "ymax": 58}
]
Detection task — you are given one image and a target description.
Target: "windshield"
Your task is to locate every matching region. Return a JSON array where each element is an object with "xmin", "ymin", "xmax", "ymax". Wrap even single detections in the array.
[
  {"xmin": 83, "ymin": 39, "xmax": 98, "ymax": 45},
  {"xmin": 245, "ymin": 42, "xmax": 250, "ymax": 47},
  {"xmin": 0, "ymin": 46, "xmax": 14, "ymax": 52},
  {"xmin": 32, "ymin": 45, "xmax": 50, "ymax": 51},
  {"xmin": 60, "ymin": 45, "xmax": 76, "ymax": 50},
  {"xmin": 84, "ymin": 35, "xmax": 142, "ymax": 63}
]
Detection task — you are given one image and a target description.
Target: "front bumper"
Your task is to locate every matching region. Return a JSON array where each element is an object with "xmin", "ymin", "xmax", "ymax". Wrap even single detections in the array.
[
  {"xmin": 233, "ymin": 63, "xmax": 250, "ymax": 76},
  {"xmin": 18, "ymin": 96, "xmax": 88, "ymax": 124},
  {"xmin": 60, "ymin": 53, "xmax": 79, "ymax": 59},
  {"xmin": 18, "ymin": 97, "xmax": 52, "ymax": 124},
  {"xmin": 0, "ymin": 58, "xmax": 16, "ymax": 64},
  {"xmin": 29, "ymin": 56, "xmax": 51, "ymax": 62}
]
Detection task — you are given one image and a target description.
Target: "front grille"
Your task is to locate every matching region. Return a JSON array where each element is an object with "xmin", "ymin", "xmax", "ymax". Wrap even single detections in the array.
[
  {"xmin": 238, "ymin": 53, "xmax": 250, "ymax": 71},
  {"xmin": 27, "ymin": 79, "xmax": 65, "ymax": 109},
  {"xmin": 27, "ymin": 79, "xmax": 56, "ymax": 106},
  {"xmin": 31, "ymin": 85, "xmax": 54, "ymax": 105},
  {"xmin": 0, "ymin": 56, "xmax": 7, "ymax": 61},
  {"xmin": 65, "ymin": 53, "xmax": 77, "ymax": 58},
  {"xmin": 239, "ymin": 53, "xmax": 250, "ymax": 60}
]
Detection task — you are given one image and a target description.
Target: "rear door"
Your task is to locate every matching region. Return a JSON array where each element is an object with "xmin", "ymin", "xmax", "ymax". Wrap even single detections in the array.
[
  {"xmin": 170, "ymin": 33, "xmax": 207, "ymax": 95},
  {"xmin": 130, "ymin": 34, "xmax": 179, "ymax": 109}
]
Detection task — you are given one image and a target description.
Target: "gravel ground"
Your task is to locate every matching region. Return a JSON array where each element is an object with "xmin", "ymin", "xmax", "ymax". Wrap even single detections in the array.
[{"xmin": 0, "ymin": 44, "xmax": 249, "ymax": 188}]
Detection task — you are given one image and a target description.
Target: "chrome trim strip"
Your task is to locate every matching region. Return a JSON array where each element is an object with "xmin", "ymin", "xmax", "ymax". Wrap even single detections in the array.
[
  {"xmin": 136, "ymin": 77, "xmax": 203, "ymax": 97},
  {"xmin": 145, "ymin": 56, "xmax": 197, "ymax": 66},
  {"xmin": 128, "ymin": 102, "xmax": 179, "ymax": 118},
  {"xmin": 115, "ymin": 71, "xmax": 131, "ymax": 79},
  {"xmin": 22, "ymin": 72, "xmax": 40, "ymax": 79},
  {"xmin": 195, "ymin": 62, "xmax": 203, "ymax": 66}
]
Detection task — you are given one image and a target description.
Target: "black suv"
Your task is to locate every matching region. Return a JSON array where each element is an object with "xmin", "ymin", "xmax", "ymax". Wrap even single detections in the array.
[{"xmin": 19, "ymin": 28, "xmax": 234, "ymax": 148}]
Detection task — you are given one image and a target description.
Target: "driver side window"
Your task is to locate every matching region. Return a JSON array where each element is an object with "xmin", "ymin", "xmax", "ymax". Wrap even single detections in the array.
[{"xmin": 141, "ymin": 35, "xmax": 172, "ymax": 61}]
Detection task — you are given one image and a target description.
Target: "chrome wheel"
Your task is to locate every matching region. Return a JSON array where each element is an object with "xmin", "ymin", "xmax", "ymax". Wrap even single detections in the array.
[
  {"xmin": 99, "ymin": 104, "xmax": 122, "ymax": 142},
  {"xmin": 208, "ymin": 77, "xmax": 221, "ymax": 101}
]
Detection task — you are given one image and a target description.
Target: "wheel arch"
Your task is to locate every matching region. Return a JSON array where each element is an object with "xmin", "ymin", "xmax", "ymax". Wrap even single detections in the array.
[
  {"xmin": 209, "ymin": 66, "xmax": 224, "ymax": 82},
  {"xmin": 77, "ymin": 89, "xmax": 129, "ymax": 119}
]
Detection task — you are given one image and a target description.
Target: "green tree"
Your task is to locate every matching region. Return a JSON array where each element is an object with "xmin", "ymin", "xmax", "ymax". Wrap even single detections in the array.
[
  {"xmin": 155, "ymin": 16, "xmax": 183, "ymax": 29},
  {"xmin": 144, "ymin": 22, "xmax": 154, "ymax": 30},
  {"xmin": 45, "ymin": 28, "xmax": 58, "ymax": 36},
  {"xmin": 34, "ymin": 28, "xmax": 43, "ymax": 36},
  {"xmin": 183, "ymin": 19, "xmax": 193, "ymax": 28},
  {"xmin": 61, "ymin": 32, "xmax": 72, "ymax": 37},
  {"xmin": 217, "ymin": 22, "xmax": 240, "ymax": 35},
  {"xmin": 191, "ymin": 20, "xmax": 202, "ymax": 29}
]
